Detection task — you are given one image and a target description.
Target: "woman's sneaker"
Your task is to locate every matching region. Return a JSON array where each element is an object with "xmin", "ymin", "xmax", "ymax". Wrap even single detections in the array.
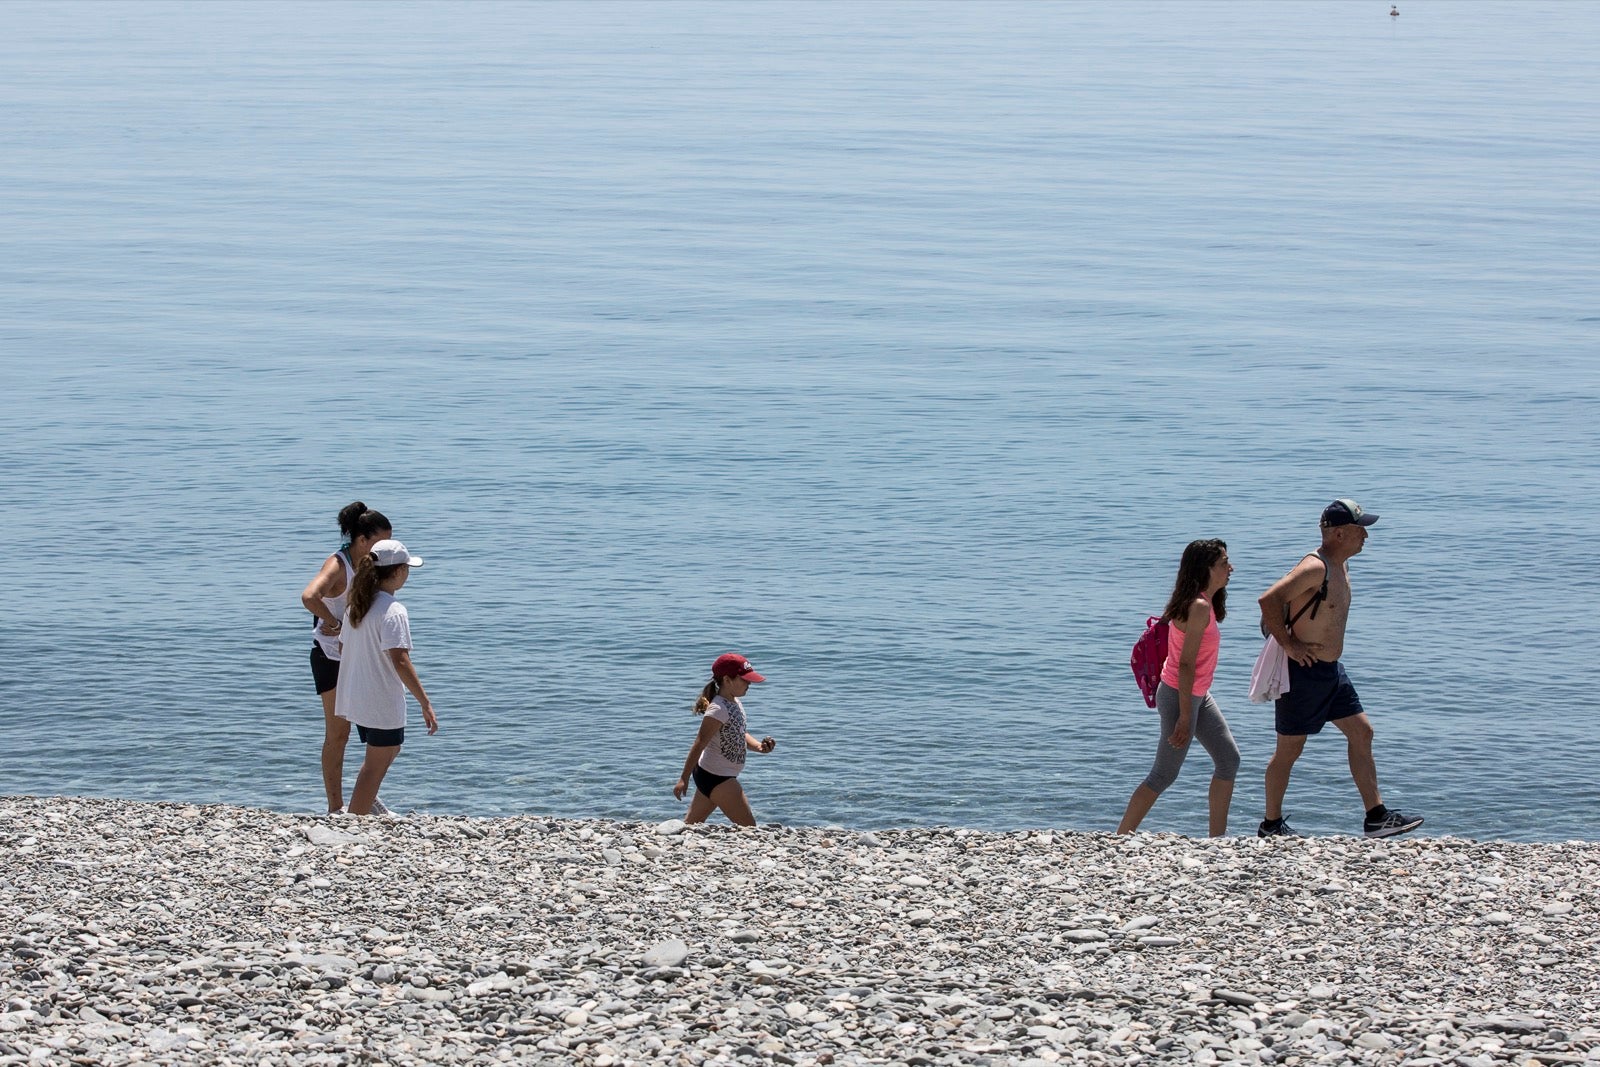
[
  {"xmin": 1258, "ymin": 817, "xmax": 1298, "ymax": 838},
  {"xmin": 1363, "ymin": 807, "xmax": 1423, "ymax": 838}
]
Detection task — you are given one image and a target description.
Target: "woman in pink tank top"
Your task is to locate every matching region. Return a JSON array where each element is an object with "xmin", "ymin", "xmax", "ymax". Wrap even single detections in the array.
[{"xmin": 1117, "ymin": 539, "xmax": 1242, "ymax": 837}]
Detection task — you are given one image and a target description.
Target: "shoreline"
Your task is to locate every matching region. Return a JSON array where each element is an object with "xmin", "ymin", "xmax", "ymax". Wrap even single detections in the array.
[{"xmin": 2, "ymin": 795, "xmax": 1596, "ymax": 1065}]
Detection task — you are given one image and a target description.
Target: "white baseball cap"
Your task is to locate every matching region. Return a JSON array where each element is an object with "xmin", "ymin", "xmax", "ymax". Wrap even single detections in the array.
[{"xmin": 370, "ymin": 539, "xmax": 424, "ymax": 568}]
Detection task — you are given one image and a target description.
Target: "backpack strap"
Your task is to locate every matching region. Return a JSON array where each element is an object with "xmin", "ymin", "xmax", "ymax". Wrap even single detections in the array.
[{"xmin": 1285, "ymin": 550, "xmax": 1330, "ymax": 632}]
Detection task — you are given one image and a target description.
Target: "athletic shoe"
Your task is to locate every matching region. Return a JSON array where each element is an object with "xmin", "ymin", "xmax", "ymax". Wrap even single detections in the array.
[
  {"xmin": 371, "ymin": 798, "xmax": 401, "ymax": 819},
  {"xmin": 1363, "ymin": 808, "xmax": 1423, "ymax": 839},
  {"xmin": 1257, "ymin": 817, "xmax": 1298, "ymax": 838}
]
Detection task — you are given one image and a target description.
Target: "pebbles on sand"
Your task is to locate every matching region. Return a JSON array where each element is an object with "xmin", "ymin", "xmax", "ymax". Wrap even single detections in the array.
[{"xmin": 1, "ymin": 796, "xmax": 1596, "ymax": 1066}]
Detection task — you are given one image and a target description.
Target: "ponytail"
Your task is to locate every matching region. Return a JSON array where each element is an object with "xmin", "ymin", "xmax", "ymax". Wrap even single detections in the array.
[
  {"xmin": 692, "ymin": 679, "xmax": 719, "ymax": 715},
  {"xmin": 346, "ymin": 553, "xmax": 405, "ymax": 628}
]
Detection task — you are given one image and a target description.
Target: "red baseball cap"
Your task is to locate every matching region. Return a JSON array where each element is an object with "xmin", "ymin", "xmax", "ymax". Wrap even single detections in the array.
[{"xmin": 712, "ymin": 653, "xmax": 766, "ymax": 683}]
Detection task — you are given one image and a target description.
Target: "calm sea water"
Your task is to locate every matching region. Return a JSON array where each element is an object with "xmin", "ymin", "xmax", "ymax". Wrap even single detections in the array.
[{"xmin": 3, "ymin": 1, "xmax": 1597, "ymax": 842}]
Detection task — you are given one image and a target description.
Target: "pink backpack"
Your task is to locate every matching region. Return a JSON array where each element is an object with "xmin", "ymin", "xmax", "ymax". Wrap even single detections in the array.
[{"xmin": 1130, "ymin": 616, "xmax": 1169, "ymax": 708}]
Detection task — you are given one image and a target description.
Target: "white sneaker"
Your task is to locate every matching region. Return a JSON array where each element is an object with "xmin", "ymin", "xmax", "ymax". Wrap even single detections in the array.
[{"xmin": 370, "ymin": 798, "xmax": 400, "ymax": 818}]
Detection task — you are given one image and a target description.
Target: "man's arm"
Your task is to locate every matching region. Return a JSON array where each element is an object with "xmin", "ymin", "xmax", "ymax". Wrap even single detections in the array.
[{"xmin": 1259, "ymin": 556, "xmax": 1326, "ymax": 667}]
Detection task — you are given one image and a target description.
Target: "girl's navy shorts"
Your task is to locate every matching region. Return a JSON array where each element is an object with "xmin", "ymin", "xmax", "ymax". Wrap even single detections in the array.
[{"xmin": 357, "ymin": 724, "xmax": 405, "ymax": 748}]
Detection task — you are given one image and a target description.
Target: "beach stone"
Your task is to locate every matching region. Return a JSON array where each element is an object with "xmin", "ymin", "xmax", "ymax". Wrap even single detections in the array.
[
  {"xmin": 288, "ymin": 952, "xmax": 357, "ymax": 973},
  {"xmin": 1474, "ymin": 1015, "xmax": 1546, "ymax": 1033},
  {"xmin": 1543, "ymin": 902, "xmax": 1573, "ymax": 916},
  {"xmin": 1061, "ymin": 929, "xmax": 1108, "ymax": 943},
  {"xmin": 302, "ymin": 825, "xmax": 363, "ymax": 847},
  {"xmin": 1483, "ymin": 911, "xmax": 1515, "ymax": 925},
  {"xmin": 1138, "ymin": 936, "xmax": 1181, "ymax": 947},
  {"xmin": 642, "ymin": 939, "xmax": 690, "ymax": 968},
  {"xmin": 1213, "ymin": 989, "xmax": 1259, "ymax": 1007},
  {"xmin": 655, "ymin": 819, "xmax": 687, "ymax": 836}
]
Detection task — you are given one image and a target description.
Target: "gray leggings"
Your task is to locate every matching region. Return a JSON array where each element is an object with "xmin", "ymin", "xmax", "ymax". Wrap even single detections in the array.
[{"xmin": 1142, "ymin": 682, "xmax": 1241, "ymax": 794}]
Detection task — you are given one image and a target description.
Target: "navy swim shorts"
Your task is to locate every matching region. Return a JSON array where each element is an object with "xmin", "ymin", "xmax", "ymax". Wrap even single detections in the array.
[
  {"xmin": 356, "ymin": 724, "xmax": 405, "ymax": 748},
  {"xmin": 1275, "ymin": 659, "xmax": 1365, "ymax": 736}
]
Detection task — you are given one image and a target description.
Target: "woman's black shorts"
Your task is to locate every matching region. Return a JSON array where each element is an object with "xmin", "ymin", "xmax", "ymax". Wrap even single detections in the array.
[
  {"xmin": 310, "ymin": 644, "xmax": 340, "ymax": 695},
  {"xmin": 692, "ymin": 766, "xmax": 737, "ymax": 798}
]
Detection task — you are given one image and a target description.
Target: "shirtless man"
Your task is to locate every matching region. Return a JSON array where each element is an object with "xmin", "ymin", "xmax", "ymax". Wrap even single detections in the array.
[{"xmin": 1256, "ymin": 499, "xmax": 1423, "ymax": 839}]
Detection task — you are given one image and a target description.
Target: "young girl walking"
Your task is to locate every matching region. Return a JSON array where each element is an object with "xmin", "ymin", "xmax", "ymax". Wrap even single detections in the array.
[
  {"xmin": 299, "ymin": 501, "xmax": 392, "ymax": 812},
  {"xmin": 334, "ymin": 539, "xmax": 438, "ymax": 816},
  {"xmin": 1117, "ymin": 538, "xmax": 1241, "ymax": 837},
  {"xmin": 673, "ymin": 653, "xmax": 777, "ymax": 827}
]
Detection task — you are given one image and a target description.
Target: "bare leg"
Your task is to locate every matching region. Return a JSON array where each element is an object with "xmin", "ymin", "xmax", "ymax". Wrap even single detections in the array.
[
  {"xmin": 1333, "ymin": 712, "xmax": 1381, "ymax": 811},
  {"xmin": 1117, "ymin": 784, "xmax": 1160, "ymax": 834},
  {"xmin": 709, "ymin": 779, "xmax": 756, "ymax": 827},
  {"xmin": 684, "ymin": 789, "xmax": 716, "ymax": 824},
  {"xmin": 1264, "ymin": 734, "xmax": 1306, "ymax": 820},
  {"xmin": 348, "ymin": 744, "xmax": 401, "ymax": 815},
  {"xmin": 319, "ymin": 690, "xmax": 350, "ymax": 812},
  {"xmin": 1208, "ymin": 776, "xmax": 1234, "ymax": 837}
]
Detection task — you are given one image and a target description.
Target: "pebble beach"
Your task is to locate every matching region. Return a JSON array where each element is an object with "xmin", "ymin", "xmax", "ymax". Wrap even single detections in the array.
[{"xmin": 2, "ymin": 797, "xmax": 1596, "ymax": 1066}]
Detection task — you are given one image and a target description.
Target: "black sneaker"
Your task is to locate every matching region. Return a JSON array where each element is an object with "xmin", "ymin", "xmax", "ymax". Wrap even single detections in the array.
[
  {"xmin": 1258, "ymin": 817, "xmax": 1298, "ymax": 838},
  {"xmin": 1363, "ymin": 808, "xmax": 1423, "ymax": 839}
]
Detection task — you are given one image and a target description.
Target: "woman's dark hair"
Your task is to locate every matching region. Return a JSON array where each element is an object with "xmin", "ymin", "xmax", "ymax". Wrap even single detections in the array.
[
  {"xmin": 337, "ymin": 501, "xmax": 369, "ymax": 541},
  {"xmin": 351, "ymin": 509, "xmax": 391, "ymax": 541},
  {"xmin": 1162, "ymin": 538, "xmax": 1228, "ymax": 624},
  {"xmin": 347, "ymin": 552, "xmax": 405, "ymax": 628},
  {"xmin": 693, "ymin": 679, "xmax": 720, "ymax": 715}
]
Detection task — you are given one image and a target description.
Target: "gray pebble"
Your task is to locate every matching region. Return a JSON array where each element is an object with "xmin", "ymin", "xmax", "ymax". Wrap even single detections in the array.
[{"xmin": 641, "ymin": 939, "xmax": 690, "ymax": 968}]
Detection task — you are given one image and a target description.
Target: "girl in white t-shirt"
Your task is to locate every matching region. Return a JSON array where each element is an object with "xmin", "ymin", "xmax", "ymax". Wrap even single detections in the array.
[
  {"xmin": 672, "ymin": 653, "xmax": 777, "ymax": 826},
  {"xmin": 335, "ymin": 539, "xmax": 438, "ymax": 816},
  {"xmin": 298, "ymin": 501, "xmax": 391, "ymax": 812}
]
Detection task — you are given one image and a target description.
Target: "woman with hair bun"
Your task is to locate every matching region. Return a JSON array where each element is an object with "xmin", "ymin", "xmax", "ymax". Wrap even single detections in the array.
[
  {"xmin": 1117, "ymin": 538, "xmax": 1241, "ymax": 837},
  {"xmin": 299, "ymin": 501, "xmax": 391, "ymax": 812}
]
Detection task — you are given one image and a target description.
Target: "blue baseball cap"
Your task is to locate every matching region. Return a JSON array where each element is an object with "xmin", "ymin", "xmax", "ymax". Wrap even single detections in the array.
[{"xmin": 1321, "ymin": 499, "xmax": 1378, "ymax": 528}]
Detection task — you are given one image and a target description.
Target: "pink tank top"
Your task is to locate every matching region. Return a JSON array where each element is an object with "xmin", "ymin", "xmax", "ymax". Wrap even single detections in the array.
[{"xmin": 1160, "ymin": 598, "xmax": 1220, "ymax": 695}]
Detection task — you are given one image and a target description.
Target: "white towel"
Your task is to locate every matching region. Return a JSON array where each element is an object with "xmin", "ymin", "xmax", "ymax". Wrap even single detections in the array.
[{"xmin": 1249, "ymin": 635, "xmax": 1291, "ymax": 704}]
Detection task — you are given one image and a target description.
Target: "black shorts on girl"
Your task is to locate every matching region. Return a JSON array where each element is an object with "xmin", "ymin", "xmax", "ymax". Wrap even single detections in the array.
[
  {"xmin": 1275, "ymin": 659, "xmax": 1364, "ymax": 736},
  {"xmin": 692, "ymin": 766, "xmax": 736, "ymax": 798},
  {"xmin": 356, "ymin": 724, "xmax": 405, "ymax": 748},
  {"xmin": 310, "ymin": 644, "xmax": 340, "ymax": 695}
]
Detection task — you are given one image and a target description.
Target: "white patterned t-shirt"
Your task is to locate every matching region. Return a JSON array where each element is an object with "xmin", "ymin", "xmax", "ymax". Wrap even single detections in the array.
[{"xmin": 696, "ymin": 696, "xmax": 747, "ymax": 777}]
